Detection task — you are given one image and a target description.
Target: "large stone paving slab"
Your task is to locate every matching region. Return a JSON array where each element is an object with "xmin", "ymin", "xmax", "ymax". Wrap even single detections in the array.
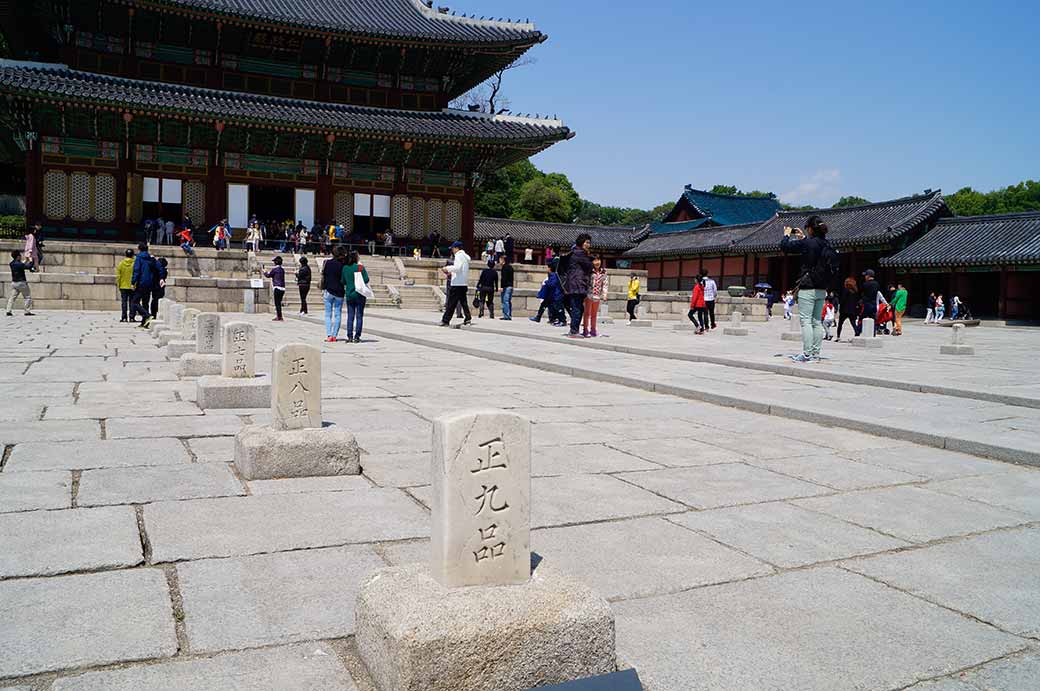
[
  {"xmin": 843, "ymin": 527, "xmax": 1040, "ymax": 638},
  {"xmin": 613, "ymin": 567, "xmax": 1026, "ymax": 691},
  {"xmin": 926, "ymin": 469, "xmax": 1040, "ymax": 518},
  {"xmin": 178, "ymin": 546, "xmax": 385, "ymax": 653},
  {"xmin": 361, "ymin": 451, "xmax": 428, "ymax": 487},
  {"xmin": 0, "ymin": 470, "xmax": 70, "ymax": 512},
  {"xmin": 106, "ymin": 414, "xmax": 243, "ymax": 439},
  {"xmin": 744, "ymin": 453, "xmax": 923, "ymax": 491},
  {"xmin": 248, "ymin": 475, "xmax": 372, "ymax": 495},
  {"xmin": 185, "ymin": 436, "xmax": 235, "ymax": 464},
  {"xmin": 670, "ymin": 502, "xmax": 910, "ymax": 568},
  {"xmin": 0, "ymin": 569, "xmax": 177, "ymax": 678},
  {"xmin": 845, "ymin": 445, "xmax": 1012, "ymax": 480},
  {"xmin": 794, "ymin": 486, "xmax": 1030, "ymax": 543},
  {"xmin": 43, "ymin": 402, "xmax": 203, "ymax": 420},
  {"xmin": 0, "ymin": 506, "xmax": 142, "ymax": 578},
  {"xmin": 532, "ymin": 516, "xmax": 772, "ymax": 601},
  {"xmin": 77, "ymin": 464, "xmax": 244, "ymax": 506},
  {"xmin": 605, "ymin": 437, "xmax": 748, "ymax": 467},
  {"xmin": 0, "ymin": 420, "xmax": 100, "ymax": 446},
  {"xmin": 531, "ymin": 443, "xmax": 662, "ymax": 476},
  {"xmin": 145, "ymin": 489, "xmax": 429, "ymax": 562},
  {"xmin": 935, "ymin": 650, "xmax": 1040, "ymax": 690},
  {"xmin": 50, "ymin": 643, "xmax": 357, "ymax": 691},
  {"xmin": 619, "ymin": 462, "xmax": 831, "ymax": 509},
  {"xmin": 5, "ymin": 438, "xmax": 190, "ymax": 471}
]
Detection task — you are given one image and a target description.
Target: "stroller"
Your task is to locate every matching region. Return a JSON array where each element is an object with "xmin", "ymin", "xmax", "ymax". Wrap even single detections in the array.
[{"xmin": 876, "ymin": 302, "xmax": 894, "ymax": 335}]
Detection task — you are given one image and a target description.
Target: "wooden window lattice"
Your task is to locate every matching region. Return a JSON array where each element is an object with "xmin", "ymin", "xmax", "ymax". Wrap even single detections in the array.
[
  {"xmin": 69, "ymin": 172, "xmax": 93, "ymax": 221},
  {"xmin": 410, "ymin": 197, "xmax": 425, "ymax": 236},
  {"xmin": 43, "ymin": 170, "xmax": 68, "ymax": 220},
  {"xmin": 94, "ymin": 174, "xmax": 116, "ymax": 222},
  {"xmin": 183, "ymin": 180, "xmax": 206, "ymax": 225},
  {"xmin": 333, "ymin": 192, "xmax": 354, "ymax": 229},
  {"xmin": 426, "ymin": 198, "xmax": 443, "ymax": 234},
  {"xmin": 445, "ymin": 199, "xmax": 462, "ymax": 240},
  {"xmin": 391, "ymin": 195, "xmax": 410, "ymax": 236}
]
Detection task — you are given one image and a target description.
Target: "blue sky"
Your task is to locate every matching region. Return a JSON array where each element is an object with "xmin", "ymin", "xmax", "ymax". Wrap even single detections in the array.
[{"xmin": 471, "ymin": 0, "xmax": 1039, "ymax": 209}]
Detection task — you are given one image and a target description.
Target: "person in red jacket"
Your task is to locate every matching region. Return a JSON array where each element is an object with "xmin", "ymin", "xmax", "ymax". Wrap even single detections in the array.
[{"xmin": 687, "ymin": 277, "xmax": 708, "ymax": 335}]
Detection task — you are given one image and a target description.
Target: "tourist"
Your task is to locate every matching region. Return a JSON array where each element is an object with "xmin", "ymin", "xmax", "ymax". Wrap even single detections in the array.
[
  {"xmin": 544, "ymin": 246, "xmax": 553, "ymax": 263},
  {"xmin": 384, "ymin": 230, "xmax": 394, "ymax": 258},
  {"xmin": 783, "ymin": 291, "xmax": 794, "ymax": 320},
  {"xmin": 780, "ymin": 215, "xmax": 838, "ymax": 362},
  {"xmin": 892, "ymin": 283, "xmax": 908, "ymax": 335},
  {"xmin": 246, "ymin": 223, "xmax": 261, "ymax": 254},
  {"xmin": 476, "ymin": 260, "xmax": 498, "ymax": 318},
  {"xmin": 341, "ymin": 250, "xmax": 371, "ymax": 343},
  {"xmin": 700, "ymin": 269, "xmax": 718, "ymax": 330},
  {"xmin": 322, "ymin": 246, "xmax": 347, "ymax": 342},
  {"xmin": 264, "ymin": 256, "xmax": 286, "ymax": 321},
  {"xmin": 822, "ymin": 297, "xmax": 836, "ymax": 340},
  {"xmin": 129, "ymin": 243, "xmax": 158, "ymax": 327},
  {"xmin": 582, "ymin": 255, "xmax": 608, "ymax": 337},
  {"xmin": 687, "ymin": 274, "xmax": 706, "ymax": 334},
  {"xmin": 151, "ymin": 257, "xmax": 168, "ymax": 317},
  {"xmin": 560, "ymin": 233, "xmax": 593, "ymax": 338},
  {"xmin": 837, "ymin": 277, "xmax": 861, "ymax": 340},
  {"xmin": 485, "ymin": 239, "xmax": 495, "ymax": 260},
  {"xmin": 524, "ymin": 247, "xmax": 534, "ymax": 264},
  {"xmin": 951, "ymin": 294, "xmax": 962, "ymax": 320},
  {"xmin": 494, "ymin": 236, "xmax": 505, "ymax": 262},
  {"xmin": 24, "ymin": 223, "xmax": 41, "ymax": 267},
  {"xmin": 925, "ymin": 292, "xmax": 936, "ymax": 323},
  {"xmin": 155, "ymin": 217, "xmax": 165, "ymax": 246},
  {"xmin": 935, "ymin": 293, "xmax": 945, "ymax": 321},
  {"xmin": 766, "ymin": 290, "xmax": 776, "ymax": 317},
  {"xmin": 6, "ymin": 249, "xmax": 35, "ymax": 317},
  {"xmin": 440, "ymin": 241, "xmax": 472, "ymax": 327},
  {"xmin": 164, "ymin": 218, "xmax": 175, "ymax": 246},
  {"xmin": 141, "ymin": 219, "xmax": 154, "ymax": 245},
  {"xmin": 444, "ymin": 258, "xmax": 463, "ymax": 318},
  {"xmin": 859, "ymin": 269, "xmax": 886, "ymax": 335},
  {"xmin": 430, "ymin": 230, "xmax": 443, "ymax": 258},
  {"xmin": 499, "ymin": 255, "xmax": 514, "ymax": 320},
  {"xmin": 530, "ymin": 263, "xmax": 563, "ymax": 324},
  {"xmin": 626, "ymin": 273, "xmax": 641, "ymax": 321},
  {"xmin": 178, "ymin": 225, "xmax": 194, "ymax": 254},
  {"xmin": 297, "ymin": 256, "xmax": 312, "ymax": 316},
  {"xmin": 116, "ymin": 249, "xmax": 135, "ymax": 322},
  {"xmin": 504, "ymin": 233, "xmax": 515, "ymax": 264}
]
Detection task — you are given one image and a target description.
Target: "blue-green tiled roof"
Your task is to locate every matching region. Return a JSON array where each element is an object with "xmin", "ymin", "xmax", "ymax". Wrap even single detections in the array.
[
  {"xmin": 648, "ymin": 218, "xmax": 711, "ymax": 234},
  {"xmin": 680, "ymin": 188, "xmax": 781, "ymax": 226}
]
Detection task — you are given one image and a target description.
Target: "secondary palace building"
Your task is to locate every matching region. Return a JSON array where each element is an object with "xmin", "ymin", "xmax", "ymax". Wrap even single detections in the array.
[{"xmin": 1, "ymin": 0, "xmax": 571, "ymax": 247}]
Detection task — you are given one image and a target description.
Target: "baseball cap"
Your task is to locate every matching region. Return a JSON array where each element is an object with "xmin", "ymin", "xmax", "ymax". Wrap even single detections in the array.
[
  {"xmin": 862, "ymin": 269, "xmax": 875, "ymax": 277},
  {"xmin": 450, "ymin": 241, "xmax": 464, "ymax": 249}
]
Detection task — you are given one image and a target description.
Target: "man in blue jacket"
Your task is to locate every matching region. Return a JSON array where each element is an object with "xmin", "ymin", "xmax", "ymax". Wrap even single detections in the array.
[{"xmin": 130, "ymin": 243, "xmax": 158, "ymax": 327}]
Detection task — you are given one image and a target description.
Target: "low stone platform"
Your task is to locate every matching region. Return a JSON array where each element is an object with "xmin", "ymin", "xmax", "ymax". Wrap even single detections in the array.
[
  {"xmin": 355, "ymin": 561, "xmax": 615, "ymax": 691},
  {"xmin": 234, "ymin": 423, "xmax": 360, "ymax": 480},
  {"xmin": 851, "ymin": 337, "xmax": 884, "ymax": 349},
  {"xmin": 780, "ymin": 331, "xmax": 801, "ymax": 341},
  {"xmin": 196, "ymin": 374, "xmax": 271, "ymax": 409},
  {"xmin": 178, "ymin": 353, "xmax": 222, "ymax": 377},
  {"xmin": 724, "ymin": 327, "xmax": 750, "ymax": 336},
  {"xmin": 157, "ymin": 332, "xmax": 183, "ymax": 346},
  {"xmin": 166, "ymin": 341, "xmax": 196, "ymax": 359},
  {"xmin": 941, "ymin": 344, "xmax": 975, "ymax": 355},
  {"xmin": 628, "ymin": 320, "xmax": 652, "ymax": 328}
]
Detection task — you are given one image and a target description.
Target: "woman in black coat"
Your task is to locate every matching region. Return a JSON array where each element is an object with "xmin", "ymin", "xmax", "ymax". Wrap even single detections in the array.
[
  {"xmin": 296, "ymin": 256, "xmax": 312, "ymax": 315},
  {"xmin": 837, "ymin": 276, "xmax": 861, "ymax": 340}
]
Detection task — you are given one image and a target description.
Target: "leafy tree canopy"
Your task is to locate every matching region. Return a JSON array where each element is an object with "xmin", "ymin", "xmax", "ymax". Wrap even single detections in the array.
[
  {"xmin": 709, "ymin": 185, "xmax": 777, "ymax": 199},
  {"xmin": 831, "ymin": 196, "xmax": 871, "ymax": 208},
  {"xmin": 944, "ymin": 181, "xmax": 1040, "ymax": 216},
  {"xmin": 512, "ymin": 177, "xmax": 573, "ymax": 223}
]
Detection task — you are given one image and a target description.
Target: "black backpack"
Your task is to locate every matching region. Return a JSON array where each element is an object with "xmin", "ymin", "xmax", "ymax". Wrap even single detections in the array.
[{"xmin": 808, "ymin": 240, "xmax": 840, "ymax": 290}]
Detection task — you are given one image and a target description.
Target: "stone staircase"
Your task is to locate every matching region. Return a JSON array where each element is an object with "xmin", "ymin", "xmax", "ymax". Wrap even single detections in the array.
[{"xmin": 395, "ymin": 285, "xmax": 442, "ymax": 311}]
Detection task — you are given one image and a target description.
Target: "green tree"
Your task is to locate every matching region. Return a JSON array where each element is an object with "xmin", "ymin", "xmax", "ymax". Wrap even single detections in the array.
[
  {"xmin": 945, "ymin": 181, "xmax": 1040, "ymax": 216},
  {"xmin": 831, "ymin": 196, "xmax": 871, "ymax": 208},
  {"xmin": 708, "ymin": 185, "xmax": 776, "ymax": 199},
  {"xmin": 543, "ymin": 172, "xmax": 581, "ymax": 219},
  {"xmin": 512, "ymin": 177, "xmax": 572, "ymax": 223},
  {"xmin": 474, "ymin": 159, "xmax": 540, "ymax": 218},
  {"xmin": 709, "ymin": 184, "xmax": 739, "ymax": 195}
]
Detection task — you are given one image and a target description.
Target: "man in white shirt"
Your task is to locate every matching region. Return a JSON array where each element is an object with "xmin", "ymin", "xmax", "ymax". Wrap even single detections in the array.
[
  {"xmin": 440, "ymin": 241, "xmax": 472, "ymax": 326},
  {"xmin": 701, "ymin": 269, "xmax": 718, "ymax": 329},
  {"xmin": 494, "ymin": 237, "xmax": 505, "ymax": 260}
]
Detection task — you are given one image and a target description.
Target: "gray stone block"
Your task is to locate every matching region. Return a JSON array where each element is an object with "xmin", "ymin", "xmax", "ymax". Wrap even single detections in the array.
[
  {"xmin": 673, "ymin": 322, "xmax": 695, "ymax": 331},
  {"xmin": 0, "ymin": 470, "xmax": 70, "ymax": 512},
  {"xmin": 940, "ymin": 344, "xmax": 975, "ymax": 355},
  {"xmin": 5, "ymin": 437, "xmax": 190, "ymax": 471},
  {"xmin": 156, "ymin": 332, "xmax": 182, "ymax": 346},
  {"xmin": 0, "ymin": 569, "xmax": 177, "ymax": 678},
  {"xmin": 780, "ymin": 331, "xmax": 802, "ymax": 341},
  {"xmin": 723, "ymin": 327, "xmax": 749, "ymax": 336},
  {"xmin": 355, "ymin": 561, "xmax": 616, "ymax": 691},
  {"xmin": 197, "ymin": 374, "xmax": 271, "ymax": 409},
  {"xmin": 166, "ymin": 340, "xmax": 196, "ymax": 359},
  {"xmin": 77, "ymin": 464, "xmax": 244, "ymax": 507},
  {"xmin": 234, "ymin": 423, "xmax": 361, "ymax": 480},
  {"xmin": 627, "ymin": 319, "xmax": 652, "ymax": 327},
  {"xmin": 178, "ymin": 353, "xmax": 223, "ymax": 377},
  {"xmin": 851, "ymin": 336, "xmax": 883, "ymax": 348}
]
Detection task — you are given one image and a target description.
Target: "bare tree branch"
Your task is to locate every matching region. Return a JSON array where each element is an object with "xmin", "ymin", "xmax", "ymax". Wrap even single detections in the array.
[{"xmin": 449, "ymin": 58, "xmax": 536, "ymax": 114}]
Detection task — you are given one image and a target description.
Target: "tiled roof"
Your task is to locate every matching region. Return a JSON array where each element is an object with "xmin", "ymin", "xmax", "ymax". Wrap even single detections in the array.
[
  {"xmin": 675, "ymin": 187, "xmax": 781, "ymax": 227},
  {"xmin": 0, "ymin": 60, "xmax": 571, "ymax": 146},
  {"xmin": 475, "ymin": 217, "xmax": 639, "ymax": 252},
  {"xmin": 623, "ymin": 222, "xmax": 762, "ymax": 259},
  {"xmin": 735, "ymin": 191, "xmax": 950, "ymax": 253},
  {"xmin": 156, "ymin": 0, "xmax": 543, "ymax": 44},
  {"xmin": 881, "ymin": 212, "xmax": 1040, "ymax": 268},
  {"xmin": 647, "ymin": 218, "xmax": 712, "ymax": 235}
]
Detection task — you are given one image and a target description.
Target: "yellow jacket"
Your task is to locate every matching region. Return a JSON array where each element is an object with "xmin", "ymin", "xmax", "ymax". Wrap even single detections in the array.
[
  {"xmin": 116, "ymin": 257, "xmax": 135, "ymax": 290},
  {"xmin": 627, "ymin": 278, "xmax": 640, "ymax": 300}
]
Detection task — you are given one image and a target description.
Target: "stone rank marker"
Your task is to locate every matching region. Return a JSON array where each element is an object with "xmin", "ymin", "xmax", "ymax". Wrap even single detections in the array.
[
  {"xmin": 355, "ymin": 409, "xmax": 616, "ymax": 691},
  {"xmin": 431, "ymin": 410, "xmax": 531, "ymax": 588},
  {"xmin": 222, "ymin": 321, "xmax": 256, "ymax": 379},
  {"xmin": 233, "ymin": 342, "xmax": 358, "ymax": 480},
  {"xmin": 196, "ymin": 322, "xmax": 270, "ymax": 409},
  {"xmin": 940, "ymin": 323, "xmax": 975, "ymax": 355},
  {"xmin": 723, "ymin": 309, "xmax": 749, "ymax": 336},
  {"xmin": 166, "ymin": 308, "xmax": 201, "ymax": 358},
  {"xmin": 195, "ymin": 313, "xmax": 221, "ymax": 355},
  {"xmin": 270, "ymin": 343, "xmax": 322, "ymax": 431}
]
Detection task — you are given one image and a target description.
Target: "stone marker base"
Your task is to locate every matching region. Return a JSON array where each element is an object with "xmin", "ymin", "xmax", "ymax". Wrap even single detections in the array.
[
  {"xmin": 234, "ymin": 422, "xmax": 360, "ymax": 480},
  {"xmin": 157, "ymin": 332, "xmax": 185, "ymax": 346},
  {"xmin": 177, "ymin": 353, "xmax": 222, "ymax": 377},
  {"xmin": 851, "ymin": 337, "xmax": 883, "ymax": 349},
  {"xmin": 627, "ymin": 320, "xmax": 652, "ymax": 327},
  {"xmin": 673, "ymin": 322, "xmax": 695, "ymax": 331},
  {"xmin": 598, "ymin": 317, "xmax": 614, "ymax": 325},
  {"xmin": 939, "ymin": 320, "xmax": 981, "ymax": 327},
  {"xmin": 147, "ymin": 319, "xmax": 166, "ymax": 331},
  {"xmin": 196, "ymin": 374, "xmax": 271, "ymax": 409},
  {"xmin": 356, "ymin": 561, "xmax": 615, "ymax": 691},
  {"xmin": 940, "ymin": 344, "xmax": 975, "ymax": 355},
  {"xmin": 780, "ymin": 331, "xmax": 801, "ymax": 342},
  {"xmin": 166, "ymin": 341, "xmax": 197, "ymax": 359},
  {"xmin": 723, "ymin": 327, "xmax": 750, "ymax": 336}
]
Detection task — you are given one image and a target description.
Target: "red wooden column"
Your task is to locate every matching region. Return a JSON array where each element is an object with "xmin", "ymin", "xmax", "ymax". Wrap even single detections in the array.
[
  {"xmin": 24, "ymin": 141, "xmax": 42, "ymax": 225},
  {"xmin": 461, "ymin": 186, "xmax": 475, "ymax": 255},
  {"xmin": 742, "ymin": 254, "xmax": 749, "ymax": 285},
  {"xmin": 316, "ymin": 172, "xmax": 332, "ymax": 224},
  {"xmin": 752, "ymin": 256, "xmax": 760, "ymax": 286},
  {"xmin": 116, "ymin": 146, "xmax": 130, "ymax": 237},
  {"xmin": 208, "ymin": 160, "xmax": 226, "ymax": 225}
]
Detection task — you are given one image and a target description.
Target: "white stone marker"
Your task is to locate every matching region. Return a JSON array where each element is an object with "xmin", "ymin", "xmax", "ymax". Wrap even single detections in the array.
[
  {"xmin": 723, "ymin": 309, "xmax": 749, "ymax": 336},
  {"xmin": 158, "ymin": 298, "xmax": 172, "ymax": 322},
  {"xmin": 155, "ymin": 303, "xmax": 184, "ymax": 339},
  {"xmin": 180, "ymin": 308, "xmax": 200, "ymax": 340},
  {"xmin": 222, "ymin": 322, "xmax": 256, "ymax": 378},
  {"xmin": 781, "ymin": 308, "xmax": 802, "ymax": 341},
  {"xmin": 431, "ymin": 410, "xmax": 531, "ymax": 588},
  {"xmin": 270, "ymin": 343, "xmax": 322, "ymax": 431},
  {"xmin": 195, "ymin": 313, "xmax": 221, "ymax": 355},
  {"xmin": 940, "ymin": 323, "xmax": 975, "ymax": 355},
  {"xmin": 851, "ymin": 317, "xmax": 883, "ymax": 349}
]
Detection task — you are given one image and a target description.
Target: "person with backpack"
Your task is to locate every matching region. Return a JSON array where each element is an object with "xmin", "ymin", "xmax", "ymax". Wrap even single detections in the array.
[
  {"xmin": 129, "ymin": 243, "xmax": 159, "ymax": 327},
  {"xmin": 687, "ymin": 275, "xmax": 707, "ymax": 334},
  {"xmin": 476, "ymin": 260, "xmax": 498, "ymax": 319},
  {"xmin": 859, "ymin": 269, "xmax": 886, "ymax": 335},
  {"xmin": 559, "ymin": 233, "xmax": 594, "ymax": 338},
  {"xmin": 116, "ymin": 249, "xmax": 135, "ymax": 322},
  {"xmin": 340, "ymin": 250, "xmax": 371, "ymax": 343},
  {"xmin": 780, "ymin": 215, "xmax": 837, "ymax": 362},
  {"xmin": 151, "ymin": 256, "xmax": 168, "ymax": 318}
]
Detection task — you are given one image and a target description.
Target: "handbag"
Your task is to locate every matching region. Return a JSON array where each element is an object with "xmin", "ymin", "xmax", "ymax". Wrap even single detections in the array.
[{"xmin": 354, "ymin": 270, "xmax": 375, "ymax": 299}]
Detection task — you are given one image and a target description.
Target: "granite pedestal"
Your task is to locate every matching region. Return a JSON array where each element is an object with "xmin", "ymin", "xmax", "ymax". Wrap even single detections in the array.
[
  {"xmin": 233, "ymin": 422, "xmax": 360, "ymax": 480},
  {"xmin": 166, "ymin": 341, "xmax": 197, "ymax": 359},
  {"xmin": 178, "ymin": 353, "xmax": 223, "ymax": 377},
  {"xmin": 196, "ymin": 374, "xmax": 271, "ymax": 409}
]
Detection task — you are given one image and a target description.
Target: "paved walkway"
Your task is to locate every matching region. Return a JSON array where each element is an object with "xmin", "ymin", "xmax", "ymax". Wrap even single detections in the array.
[{"xmin": 1, "ymin": 311, "xmax": 1039, "ymax": 690}]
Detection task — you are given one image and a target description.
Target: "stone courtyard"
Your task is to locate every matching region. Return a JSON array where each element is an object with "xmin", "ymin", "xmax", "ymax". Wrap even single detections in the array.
[{"xmin": 1, "ymin": 309, "xmax": 1039, "ymax": 690}]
